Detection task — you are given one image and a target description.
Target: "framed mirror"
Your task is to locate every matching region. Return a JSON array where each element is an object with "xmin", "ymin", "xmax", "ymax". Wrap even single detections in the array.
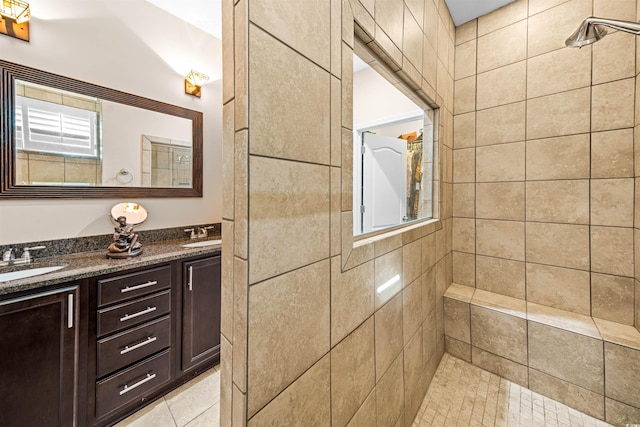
[{"xmin": 0, "ymin": 59, "xmax": 203, "ymax": 198}]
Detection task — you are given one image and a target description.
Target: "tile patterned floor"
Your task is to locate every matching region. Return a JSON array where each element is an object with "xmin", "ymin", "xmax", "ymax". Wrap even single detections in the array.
[
  {"xmin": 413, "ymin": 354, "xmax": 613, "ymax": 427},
  {"xmin": 114, "ymin": 366, "xmax": 220, "ymax": 427},
  {"xmin": 117, "ymin": 354, "xmax": 614, "ymax": 426}
]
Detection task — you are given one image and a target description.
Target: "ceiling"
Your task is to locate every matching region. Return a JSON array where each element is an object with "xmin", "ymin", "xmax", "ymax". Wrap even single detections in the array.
[
  {"xmin": 144, "ymin": 0, "xmax": 514, "ymax": 41},
  {"xmin": 445, "ymin": 0, "xmax": 517, "ymax": 26}
]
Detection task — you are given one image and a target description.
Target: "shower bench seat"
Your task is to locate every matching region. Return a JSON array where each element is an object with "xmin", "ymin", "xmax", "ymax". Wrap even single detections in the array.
[{"xmin": 443, "ymin": 283, "xmax": 640, "ymax": 426}]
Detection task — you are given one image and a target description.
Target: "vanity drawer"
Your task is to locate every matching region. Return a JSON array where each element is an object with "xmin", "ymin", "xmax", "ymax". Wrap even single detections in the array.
[
  {"xmin": 98, "ymin": 290, "xmax": 170, "ymax": 337},
  {"xmin": 96, "ymin": 349, "xmax": 171, "ymax": 420},
  {"xmin": 98, "ymin": 265, "xmax": 171, "ymax": 307},
  {"xmin": 97, "ymin": 315, "xmax": 171, "ymax": 378}
]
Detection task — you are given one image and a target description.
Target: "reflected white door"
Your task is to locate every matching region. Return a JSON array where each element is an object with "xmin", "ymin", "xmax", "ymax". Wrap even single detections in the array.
[{"xmin": 362, "ymin": 132, "xmax": 407, "ymax": 233}]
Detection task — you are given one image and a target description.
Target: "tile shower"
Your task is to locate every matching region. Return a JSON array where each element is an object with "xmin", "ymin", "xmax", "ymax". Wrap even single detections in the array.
[{"xmin": 448, "ymin": 0, "xmax": 640, "ymax": 424}]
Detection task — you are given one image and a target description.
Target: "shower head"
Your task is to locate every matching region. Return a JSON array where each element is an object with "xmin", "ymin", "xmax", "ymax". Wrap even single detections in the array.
[{"xmin": 566, "ymin": 17, "xmax": 640, "ymax": 48}]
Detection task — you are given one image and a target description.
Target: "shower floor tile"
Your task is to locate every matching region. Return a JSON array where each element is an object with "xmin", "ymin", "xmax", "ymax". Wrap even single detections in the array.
[{"xmin": 413, "ymin": 353, "xmax": 613, "ymax": 427}]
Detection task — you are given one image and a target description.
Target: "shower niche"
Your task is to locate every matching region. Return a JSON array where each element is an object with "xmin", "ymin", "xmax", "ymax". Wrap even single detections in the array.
[{"xmin": 141, "ymin": 134, "xmax": 193, "ymax": 188}]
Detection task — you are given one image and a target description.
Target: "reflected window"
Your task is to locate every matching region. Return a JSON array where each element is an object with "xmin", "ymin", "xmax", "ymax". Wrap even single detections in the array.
[{"xmin": 353, "ymin": 50, "xmax": 435, "ymax": 236}]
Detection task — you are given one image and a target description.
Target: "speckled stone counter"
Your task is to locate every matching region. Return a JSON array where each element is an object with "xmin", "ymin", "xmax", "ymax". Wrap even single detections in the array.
[{"xmin": 0, "ymin": 237, "xmax": 221, "ymax": 297}]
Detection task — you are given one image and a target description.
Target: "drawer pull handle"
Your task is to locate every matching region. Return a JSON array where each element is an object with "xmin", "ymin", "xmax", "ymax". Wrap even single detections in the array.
[
  {"xmin": 120, "ymin": 336, "xmax": 157, "ymax": 355},
  {"xmin": 119, "ymin": 373, "xmax": 156, "ymax": 396},
  {"xmin": 120, "ymin": 306, "xmax": 157, "ymax": 322},
  {"xmin": 188, "ymin": 266, "xmax": 193, "ymax": 291},
  {"xmin": 121, "ymin": 281, "xmax": 158, "ymax": 294}
]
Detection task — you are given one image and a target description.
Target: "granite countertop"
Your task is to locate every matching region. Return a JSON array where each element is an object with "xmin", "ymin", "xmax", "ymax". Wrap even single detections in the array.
[{"xmin": 0, "ymin": 237, "xmax": 222, "ymax": 296}]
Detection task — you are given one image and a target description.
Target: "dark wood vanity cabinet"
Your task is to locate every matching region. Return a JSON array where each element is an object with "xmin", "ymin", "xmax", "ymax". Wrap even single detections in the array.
[
  {"xmin": 0, "ymin": 285, "xmax": 80, "ymax": 427},
  {"xmin": 181, "ymin": 256, "xmax": 222, "ymax": 372}
]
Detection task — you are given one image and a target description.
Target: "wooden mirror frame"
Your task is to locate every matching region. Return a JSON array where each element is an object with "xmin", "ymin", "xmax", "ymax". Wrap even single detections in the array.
[{"xmin": 0, "ymin": 60, "xmax": 203, "ymax": 198}]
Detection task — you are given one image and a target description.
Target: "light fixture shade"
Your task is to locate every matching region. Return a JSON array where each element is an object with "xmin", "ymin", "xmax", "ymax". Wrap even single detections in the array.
[
  {"xmin": 0, "ymin": 0, "xmax": 30, "ymax": 24},
  {"xmin": 185, "ymin": 70, "xmax": 210, "ymax": 98}
]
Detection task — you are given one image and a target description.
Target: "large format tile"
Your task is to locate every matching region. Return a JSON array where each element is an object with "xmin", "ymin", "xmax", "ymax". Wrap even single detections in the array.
[
  {"xmin": 331, "ymin": 319, "xmax": 375, "ymax": 427},
  {"xmin": 114, "ymin": 399, "xmax": 175, "ymax": 427},
  {"xmin": 248, "ymin": 25, "xmax": 330, "ymax": 164},
  {"xmin": 476, "ymin": 61, "xmax": 526, "ymax": 110},
  {"xmin": 606, "ymin": 398, "xmax": 640, "ymax": 427},
  {"xmin": 403, "ymin": 327, "xmax": 424, "ymax": 422},
  {"xmin": 376, "ymin": 352, "xmax": 405, "ymax": 427},
  {"xmin": 528, "ymin": 321, "xmax": 604, "ymax": 394},
  {"xmin": 347, "ymin": 390, "xmax": 376, "ymax": 427},
  {"xmin": 248, "ymin": 156, "xmax": 330, "ymax": 284},
  {"xmin": 591, "ymin": 274, "xmax": 635, "ymax": 326},
  {"xmin": 477, "ymin": 20, "xmax": 527, "ymax": 74},
  {"xmin": 605, "ymin": 343, "xmax": 640, "ymax": 409},
  {"xmin": 248, "ymin": 355, "xmax": 331, "ymax": 426},
  {"xmin": 249, "ymin": 0, "xmax": 330, "ymax": 70},
  {"xmin": 476, "ymin": 142, "xmax": 525, "ymax": 182},
  {"xmin": 594, "ymin": 318, "xmax": 640, "ymax": 350},
  {"xmin": 526, "ymin": 134, "xmax": 590, "ymax": 181},
  {"xmin": 526, "ymin": 263, "xmax": 591, "ymax": 315},
  {"xmin": 247, "ymin": 260, "xmax": 330, "ymax": 416},
  {"xmin": 444, "ymin": 297, "xmax": 470, "ymax": 344},
  {"xmin": 526, "ymin": 87, "xmax": 591, "ymax": 140},
  {"xmin": 472, "ymin": 346, "xmax": 528, "ymax": 387},
  {"xmin": 592, "ymin": 78, "xmax": 635, "ymax": 132},
  {"xmin": 476, "ymin": 219, "xmax": 525, "ymax": 261},
  {"xmin": 527, "ymin": 0, "xmax": 591, "ymax": 57},
  {"xmin": 591, "ymin": 178, "xmax": 634, "ymax": 227},
  {"xmin": 470, "ymin": 305, "xmax": 527, "ymax": 364},
  {"xmin": 525, "ymin": 180, "xmax": 589, "ymax": 225},
  {"xmin": 165, "ymin": 369, "xmax": 221, "ymax": 426},
  {"xmin": 526, "ymin": 222, "xmax": 589, "ymax": 270},
  {"xmin": 591, "ymin": 129, "xmax": 634, "ymax": 178},
  {"xmin": 475, "ymin": 255, "xmax": 525, "ymax": 299},
  {"xmin": 527, "ymin": 302, "xmax": 601, "ymax": 339},
  {"xmin": 375, "ymin": 292, "xmax": 404, "ymax": 381},
  {"xmin": 475, "ymin": 102, "xmax": 525, "ymax": 147},
  {"xmin": 526, "ymin": 45, "xmax": 591, "ymax": 98},
  {"xmin": 476, "ymin": 182, "xmax": 524, "ymax": 221},
  {"xmin": 591, "ymin": 226, "xmax": 634, "ymax": 277},
  {"xmin": 592, "ymin": 31, "xmax": 636, "ymax": 85}
]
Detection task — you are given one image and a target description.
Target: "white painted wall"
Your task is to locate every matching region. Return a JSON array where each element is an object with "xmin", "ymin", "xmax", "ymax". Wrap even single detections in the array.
[{"xmin": 0, "ymin": 0, "xmax": 222, "ymax": 244}]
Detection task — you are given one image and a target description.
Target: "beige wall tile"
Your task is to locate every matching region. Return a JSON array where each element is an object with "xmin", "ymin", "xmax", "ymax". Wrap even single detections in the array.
[
  {"xmin": 454, "ymin": 40, "xmax": 476, "ymax": 80},
  {"xmin": 421, "ymin": 232, "xmax": 437, "ymax": 272},
  {"xmin": 477, "ymin": 21, "xmax": 527, "ymax": 74},
  {"xmin": 526, "ymin": 134, "xmax": 590, "ymax": 181},
  {"xmin": 403, "ymin": 278, "xmax": 424, "ymax": 343},
  {"xmin": 374, "ymin": 0, "xmax": 404, "ymax": 50},
  {"xmin": 222, "ymin": 103, "xmax": 235, "ymax": 221},
  {"xmin": 476, "ymin": 182, "xmax": 524, "ymax": 221},
  {"xmin": 526, "ymin": 180, "xmax": 589, "ymax": 224},
  {"xmin": 452, "ymin": 251, "xmax": 475, "ymax": 287},
  {"xmin": 526, "ymin": 87, "xmax": 591, "ymax": 140},
  {"xmin": 375, "ymin": 353, "xmax": 405, "ymax": 427},
  {"xmin": 477, "ymin": 219, "xmax": 524, "ymax": 261},
  {"xmin": 403, "ymin": 239, "xmax": 422, "ymax": 289},
  {"xmin": 605, "ymin": 342, "xmax": 640, "ymax": 408},
  {"xmin": 235, "ymin": 131, "xmax": 248, "ymax": 259},
  {"xmin": 248, "ymin": 355, "xmax": 331, "ymax": 426},
  {"xmin": 249, "ymin": 0, "xmax": 330, "ymax": 70},
  {"xmin": 477, "ymin": 0, "xmax": 527, "ymax": 36},
  {"xmin": 330, "ymin": 256, "xmax": 375, "ymax": 346},
  {"xmin": 422, "ymin": 38, "xmax": 437, "ymax": 88},
  {"xmin": 592, "ymin": 31, "xmax": 636, "ymax": 85},
  {"xmin": 248, "ymin": 25, "xmax": 331, "ymax": 164},
  {"xmin": 528, "ymin": 368, "xmax": 605, "ymax": 420},
  {"xmin": 527, "ymin": 45, "xmax": 591, "ymax": 99},
  {"xmin": 592, "ymin": 78, "xmax": 635, "ymax": 132},
  {"xmin": 375, "ymin": 248, "xmax": 404, "ymax": 308},
  {"xmin": 375, "ymin": 292, "xmax": 404, "ymax": 381},
  {"xmin": 423, "ymin": 306, "xmax": 438, "ymax": 361},
  {"xmin": 454, "ymin": 112, "xmax": 475, "ymax": 149},
  {"xmin": 331, "ymin": 319, "xmax": 375, "ymax": 427},
  {"xmin": 476, "ymin": 142, "xmax": 525, "ymax": 182},
  {"xmin": 471, "ymin": 305, "xmax": 527, "ymax": 364},
  {"xmin": 403, "ymin": 328, "xmax": 424, "ymax": 422},
  {"xmin": 403, "ymin": 5, "xmax": 423, "ymax": 70},
  {"xmin": 594, "ymin": 0, "xmax": 636, "ymax": 20},
  {"xmin": 455, "ymin": 19, "xmax": 477, "ymax": 45},
  {"xmin": 331, "ymin": 78, "xmax": 342, "ymax": 167},
  {"xmin": 247, "ymin": 260, "xmax": 330, "ymax": 416},
  {"xmin": 606, "ymin": 398, "xmax": 640, "ymax": 427},
  {"xmin": 221, "ymin": 221, "xmax": 234, "ymax": 342},
  {"xmin": 453, "ymin": 148, "xmax": 475, "ymax": 183},
  {"xmin": 233, "ymin": 259, "xmax": 248, "ymax": 391},
  {"xmin": 528, "ymin": 321, "xmax": 604, "ymax": 394},
  {"xmin": 528, "ymin": 0, "xmax": 570, "ymax": 16},
  {"xmin": 452, "ymin": 218, "xmax": 475, "ymax": 254},
  {"xmin": 592, "ymin": 129, "xmax": 634, "ymax": 178},
  {"xmin": 527, "ymin": 0, "xmax": 591, "ymax": 57},
  {"xmin": 591, "ymin": 179, "xmax": 634, "ymax": 227},
  {"xmin": 248, "ymin": 157, "xmax": 329, "ymax": 284},
  {"xmin": 444, "ymin": 297, "xmax": 471, "ymax": 344},
  {"xmin": 453, "ymin": 183, "xmax": 474, "ymax": 218},
  {"xmin": 592, "ymin": 273, "xmax": 634, "ymax": 325},
  {"xmin": 526, "ymin": 222, "xmax": 590, "ymax": 270},
  {"xmin": 476, "ymin": 102, "xmax": 525, "ymax": 147},
  {"xmin": 347, "ymin": 390, "xmax": 376, "ymax": 427},
  {"xmin": 526, "ymin": 263, "xmax": 591, "ymax": 315},
  {"xmin": 29, "ymin": 160, "xmax": 64, "ymax": 184},
  {"xmin": 454, "ymin": 76, "xmax": 476, "ymax": 114},
  {"xmin": 476, "ymin": 61, "xmax": 526, "ymax": 110},
  {"xmin": 476, "ymin": 255, "xmax": 525, "ymax": 299},
  {"xmin": 423, "ymin": 269, "xmax": 437, "ymax": 322},
  {"xmin": 472, "ymin": 346, "xmax": 528, "ymax": 387},
  {"xmin": 233, "ymin": 385, "xmax": 247, "ymax": 427},
  {"xmin": 445, "ymin": 336, "xmax": 471, "ymax": 362},
  {"xmin": 591, "ymin": 226, "xmax": 634, "ymax": 277}
]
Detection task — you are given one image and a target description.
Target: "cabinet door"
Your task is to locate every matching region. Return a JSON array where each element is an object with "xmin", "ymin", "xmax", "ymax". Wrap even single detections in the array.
[
  {"xmin": 0, "ymin": 286, "xmax": 78, "ymax": 427},
  {"xmin": 182, "ymin": 256, "xmax": 221, "ymax": 372}
]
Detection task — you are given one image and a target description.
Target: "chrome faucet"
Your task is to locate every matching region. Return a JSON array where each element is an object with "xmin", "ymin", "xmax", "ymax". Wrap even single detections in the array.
[
  {"xmin": 0, "ymin": 246, "xmax": 46, "ymax": 267},
  {"xmin": 196, "ymin": 226, "xmax": 214, "ymax": 238}
]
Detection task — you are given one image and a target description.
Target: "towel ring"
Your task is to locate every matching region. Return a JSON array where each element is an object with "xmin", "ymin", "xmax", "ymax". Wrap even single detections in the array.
[{"xmin": 116, "ymin": 169, "xmax": 134, "ymax": 184}]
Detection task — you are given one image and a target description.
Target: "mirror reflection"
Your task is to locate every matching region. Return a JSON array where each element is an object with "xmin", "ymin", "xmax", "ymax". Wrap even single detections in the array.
[{"xmin": 14, "ymin": 80, "xmax": 193, "ymax": 188}]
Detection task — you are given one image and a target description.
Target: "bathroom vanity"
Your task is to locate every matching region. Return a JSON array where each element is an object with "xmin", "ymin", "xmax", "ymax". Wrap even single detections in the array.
[{"xmin": 0, "ymin": 240, "xmax": 221, "ymax": 427}]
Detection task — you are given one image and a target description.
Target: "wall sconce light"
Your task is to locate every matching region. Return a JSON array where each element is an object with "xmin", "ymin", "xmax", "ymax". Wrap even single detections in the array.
[
  {"xmin": 184, "ymin": 70, "xmax": 209, "ymax": 98},
  {"xmin": 0, "ymin": 0, "xmax": 30, "ymax": 42}
]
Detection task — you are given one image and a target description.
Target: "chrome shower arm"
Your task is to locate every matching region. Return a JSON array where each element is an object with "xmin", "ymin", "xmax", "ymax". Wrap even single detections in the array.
[{"xmin": 585, "ymin": 17, "xmax": 640, "ymax": 35}]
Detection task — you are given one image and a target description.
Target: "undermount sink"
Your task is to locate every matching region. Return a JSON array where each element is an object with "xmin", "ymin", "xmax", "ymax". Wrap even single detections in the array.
[
  {"xmin": 181, "ymin": 239, "xmax": 222, "ymax": 248},
  {"xmin": 0, "ymin": 265, "xmax": 66, "ymax": 283}
]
